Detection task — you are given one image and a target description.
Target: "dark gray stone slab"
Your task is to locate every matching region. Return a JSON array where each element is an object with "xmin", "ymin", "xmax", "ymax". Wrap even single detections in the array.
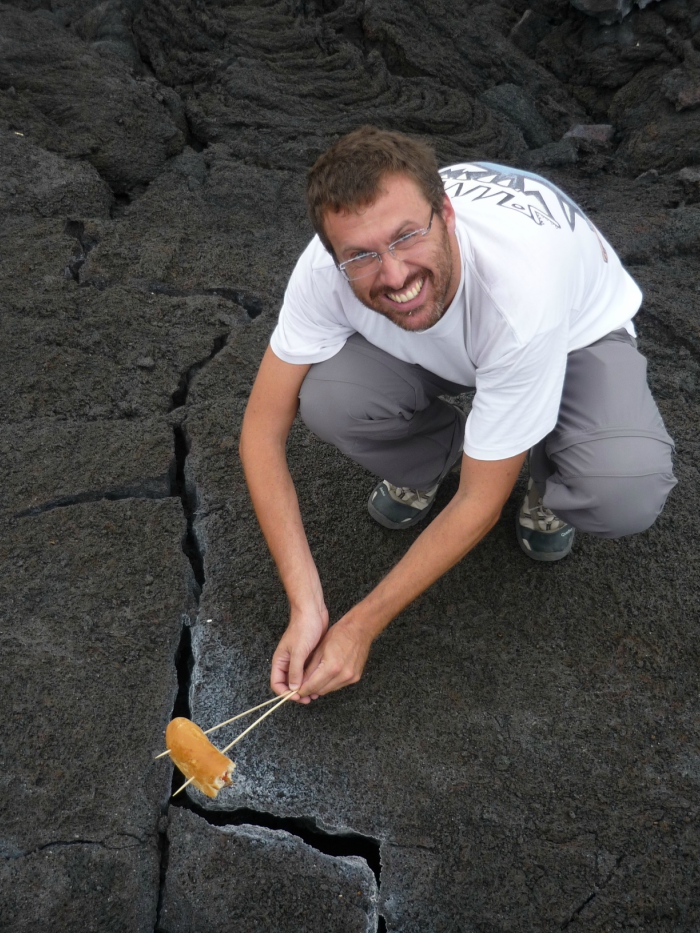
[
  {"xmin": 76, "ymin": 148, "xmax": 309, "ymax": 301},
  {"xmin": 0, "ymin": 843, "xmax": 159, "ymax": 933},
  {"xmin": 2, "ymin": 417, "xmax": 174, "ymax": 518},
  {"xmin": 0, "ymin": 500, "xmax": 187, "ymax": 926},
  {"xmin": 158, "ymin": 809, "xmax": 378, "ymax": 933},
  {"xmin": 0, "ymin": 288, "xmax": 230, "ymax": 422}
]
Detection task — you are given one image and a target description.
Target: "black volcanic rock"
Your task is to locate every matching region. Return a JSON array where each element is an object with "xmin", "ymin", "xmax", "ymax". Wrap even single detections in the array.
[
  {"xmin": 0, "ymin": 4, "xmax": 186, "ymax": 191},
  {"xmin": 2, "ymin": 0, "xmax": 700, "ymax": 929},
  {"xmin": 0, "ymin": 500, "xmax": 186, "ymax": 932},
  {"xmin": 159, "ymin": 809, "xmax": 378, "ymax": 933}
]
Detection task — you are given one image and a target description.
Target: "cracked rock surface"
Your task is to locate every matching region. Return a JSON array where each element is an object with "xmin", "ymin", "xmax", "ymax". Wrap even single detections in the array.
[
  {"xmin": 1, "ymin": 0, "xmax": 700, "ymax": 931},
  {"xmin": 159, "ymin": 809, "xmax": 378, "ymax": 933}
]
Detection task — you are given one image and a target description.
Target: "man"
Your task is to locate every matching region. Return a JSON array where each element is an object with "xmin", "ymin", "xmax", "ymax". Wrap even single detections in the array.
[{"xmin": 239, "ymin": 126, "xmax": 676, "ymax": 705}]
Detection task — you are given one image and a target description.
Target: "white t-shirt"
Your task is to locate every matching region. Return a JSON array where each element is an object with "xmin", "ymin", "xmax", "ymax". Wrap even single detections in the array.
[{"xmin": 270, "ymin": 162, "xmax": 642, "ymax": 460}]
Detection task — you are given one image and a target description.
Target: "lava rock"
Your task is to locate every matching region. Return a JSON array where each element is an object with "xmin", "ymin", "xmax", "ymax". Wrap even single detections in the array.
[
  {"xmin": 0, "ymin": 499, "xmax": 187, "ymax": 927},
  {"xmin": 0, "ymin": 288, "xmax": 231, "ymax": 422},
  {"xmin": 158, "ymin": 809, "xmax": 378, "ymax": 933},
  {"xmin": 564, "ymin": 122, "xmax": 615, "ymax": 143},
  {"xmin": 570, "ymin": 0, "xmax": 660, "ymax": 26},
  {"xmin": 0, "ymin": 843, "xmax": 160, "ymax": 933},
  {"xmin": 2, "ymin": 417, "xmax": 174, "ymax": 519},
  {"xmin": 0, "ymin": 5, "xmax": 186, "ymax": 191},
  {"xmin": 678, "ymin": 165, "xmax": 700, "ymax": 202},
  {"xmin": 0, "ymin": 130, "xmax": 112, "ymax": 220},
  {"xmin": 480, "ymin": 83, "xmax": 553, "ymax": 150},
  {"xmin": 509, "ymin": 9, "xmax": 552, "ymax": 57}
]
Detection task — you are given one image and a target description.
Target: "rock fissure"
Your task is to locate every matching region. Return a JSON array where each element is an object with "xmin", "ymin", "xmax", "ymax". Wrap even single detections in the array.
[
  {"xmin": 147, "ymin": 281, "xmax": 265, "ymax": 319},
  {"xmin": 4, "ymin": 836, "xmax": 144, "ymax": 861},
  {"xmin": 165, "ymin": 618, "xmax": 387, "ymax": 931},
  {"xmin": 170, "ymin": 333, "xmax": 229, "ymax": 413},
  {"xmin": 560, "ymin": 852, "xmax": 627, "ymax": 929},
  {"xmin": 64, "ymin": 219, "xmax": 99, "ymax": 282},
  {"xmin": 160, "ymin": 405, "xmax": 387, "ymax": 927},
  {"xmin": 13, "ymin": 481, "xmax": 173, "ymax": 519}
]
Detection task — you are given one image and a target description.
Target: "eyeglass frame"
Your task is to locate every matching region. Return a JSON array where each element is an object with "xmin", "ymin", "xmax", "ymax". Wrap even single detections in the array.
[{"xmin": 337, "ymin": 208, "xmax": 436, "ymax": 282}]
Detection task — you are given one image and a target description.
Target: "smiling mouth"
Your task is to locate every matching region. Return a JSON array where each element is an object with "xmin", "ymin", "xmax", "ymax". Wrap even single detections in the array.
[{"xmin": 385, "ymin": 276, "xmax": 425, "ymax": 305}]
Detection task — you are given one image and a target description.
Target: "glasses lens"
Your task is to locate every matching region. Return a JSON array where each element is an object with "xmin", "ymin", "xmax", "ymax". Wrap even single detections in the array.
[
  {"xmin": 392, "ymin": 229, "xmax": 427, "ymax": 253},
  {"xmin": 343, "ymin": 256, "xmax": 380, "ymax": 280}
]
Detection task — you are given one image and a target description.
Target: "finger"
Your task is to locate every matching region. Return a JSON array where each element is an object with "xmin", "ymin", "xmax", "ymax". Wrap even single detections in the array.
[
  {"xmin": 270, "ymin": 647, "xmax": 291, "ymax": 696},
  {"xmin": 288, "ymin": 643, "xmax": 313, "ymax": 694},
  {"xmin": 298, "ymin": 658, "xmax": 339, "ymax": 699}
]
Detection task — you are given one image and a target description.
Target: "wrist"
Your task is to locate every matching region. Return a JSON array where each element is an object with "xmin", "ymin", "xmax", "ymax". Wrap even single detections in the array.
[{"xmin": 337, "ymin": 606, "xmax": 383, "ymax": 644}]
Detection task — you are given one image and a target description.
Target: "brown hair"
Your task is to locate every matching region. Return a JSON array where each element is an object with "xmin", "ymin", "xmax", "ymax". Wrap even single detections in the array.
[{"xmin": 307, "ymin": 125, "xmax": 445, "ymax": 257}]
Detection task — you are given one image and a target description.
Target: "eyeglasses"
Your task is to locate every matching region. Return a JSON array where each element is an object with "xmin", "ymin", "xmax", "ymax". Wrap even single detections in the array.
[{"xmin": 338, "ymin": 209, "xmax": 435, "ymax": 281}]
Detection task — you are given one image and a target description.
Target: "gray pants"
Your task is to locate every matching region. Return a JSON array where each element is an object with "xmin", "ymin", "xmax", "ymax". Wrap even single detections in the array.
[{"xmin": 298, "ymin": 331, "xmax": 677, "ymax": 538}]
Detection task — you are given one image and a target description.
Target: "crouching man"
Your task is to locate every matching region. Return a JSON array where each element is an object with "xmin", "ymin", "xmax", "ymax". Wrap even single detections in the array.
[{"xmin": 239, "ymin": 126, "xmax": 676, "ymax": 704}]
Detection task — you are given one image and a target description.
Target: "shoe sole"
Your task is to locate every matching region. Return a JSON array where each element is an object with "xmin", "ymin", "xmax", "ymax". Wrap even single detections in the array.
[
  {"xmin": 367, "ymin": 490, "xmax": 438, "ymax": 530},
  {"xmin": 515, "ymin": 516, "xmax": 575, "ymax": 562}
]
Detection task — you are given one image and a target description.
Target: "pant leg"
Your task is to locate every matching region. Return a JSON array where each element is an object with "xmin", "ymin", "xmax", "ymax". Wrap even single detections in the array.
[
  {"xmin": 298, "ymin": 334, "xmax": 468, "ymax": 489},
  {"xmin": 531, "ymin": 330, "xmax": 677, "ymax": 538}
]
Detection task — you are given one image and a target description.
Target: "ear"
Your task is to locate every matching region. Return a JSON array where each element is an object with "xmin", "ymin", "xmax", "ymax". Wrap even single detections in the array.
[{"xmin": 441, "ymin": 192, "xmax": 456, "ymax": 233}]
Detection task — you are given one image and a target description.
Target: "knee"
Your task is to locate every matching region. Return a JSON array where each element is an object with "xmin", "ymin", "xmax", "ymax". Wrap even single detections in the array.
[
  {"xmin": 299, "ymin": 376, "xmax": 357, "ymax": 445},
  {"xmin": 549, "ymin": 471, "xmax": 677, "ymax": 538},
  {"xmin": 299, "ymin": 373, "xmax": 404, "ymax": 449},
  {"xmin": 596, "ymin": 472, "xmax": 676, "ymax": 538},
  {"xmin": 547, "ymin": 435, "xmax": 677, "ymax": 538}
]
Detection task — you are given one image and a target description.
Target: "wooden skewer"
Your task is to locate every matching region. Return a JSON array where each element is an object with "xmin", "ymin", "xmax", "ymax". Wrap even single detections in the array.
[
  {"xmin": 220, "ymin": 691, "xmax": 295, "ymax": 755},
  {"xmin": 169, "ymin": 691, "xmax": 296, "ymax": 798},
  {"xmin": 203, "ymin": 689, "xmax": 296, "ymax": 736},
  {"xmin": 172, "ymin": 775, "xmax": 195, "ymax": 796},
  {"xmin": 154, "ymin": 690, "xmax": 296, "ymax": 759}
]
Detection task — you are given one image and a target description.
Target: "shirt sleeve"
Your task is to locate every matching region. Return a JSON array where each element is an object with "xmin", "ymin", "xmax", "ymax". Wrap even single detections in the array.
[
  {"xmin": 270, "ymin": 240, "xmax": 356, "ymax": 365},
  {"xmin": 464, "ymin": 323, "xmax": 569, "ymax": 460}
]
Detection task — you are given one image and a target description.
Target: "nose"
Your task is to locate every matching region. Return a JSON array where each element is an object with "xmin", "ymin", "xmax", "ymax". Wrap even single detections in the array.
[{"xmin": 377, "ymin": 250, "xmax": 410, "ymax": 289}]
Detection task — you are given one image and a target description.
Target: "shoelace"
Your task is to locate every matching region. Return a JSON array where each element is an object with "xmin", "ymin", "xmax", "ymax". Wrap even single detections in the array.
[
  {"xmin": 387, "ymin": 482, "xmax": 436, "ymax": 508},
  {"xmin": 533, "ymin": 501, "xmax": 563, "ymax": 531}
]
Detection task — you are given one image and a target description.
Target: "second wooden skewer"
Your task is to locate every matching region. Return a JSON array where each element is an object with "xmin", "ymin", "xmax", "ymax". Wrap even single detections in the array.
[{"xmin": 171, "ymin": 690, "xmax": 297, "ymax": 797}]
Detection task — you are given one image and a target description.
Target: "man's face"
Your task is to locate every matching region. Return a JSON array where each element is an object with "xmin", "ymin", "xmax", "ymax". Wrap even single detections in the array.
[{"xmin": 323, "ymin": 174, "xmax": 461, "ymax": 333}]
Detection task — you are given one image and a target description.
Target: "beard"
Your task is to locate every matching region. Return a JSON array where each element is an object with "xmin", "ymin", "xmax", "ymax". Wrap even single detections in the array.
[{"xmin": 350, "ymin": 221, "xmax": 454, "ymax": 333}]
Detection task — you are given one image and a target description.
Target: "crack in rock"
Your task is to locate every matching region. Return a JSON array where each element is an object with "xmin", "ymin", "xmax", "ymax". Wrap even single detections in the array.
[
  {"xmin": 3, "ymin": 835, "xmax": 145, "ymax": 860},
  {"xmin": 561, "ymin": 852, "xmax": 627, "ymax": 929},
  {"xmin": 145, "ymin": 282, "xmax": 265, "ymax": 320},
  {"xmin": 63, "ymin": 218, "xmax": 100, "ymax": 282},
  {"xmin": 170, "ymin": 334, "xmax": 229, "ymax": 412},
  {"xmin": 13, "ymin": 479, "xmax": 174, "ymax": 519}
]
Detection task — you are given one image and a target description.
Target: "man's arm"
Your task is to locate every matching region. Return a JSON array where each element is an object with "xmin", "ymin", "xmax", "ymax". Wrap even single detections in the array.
[
  {"xmin": 238, "ymin": 346, "xmax": 323, "ymax": 703},
  {"xmin": 296, "ymin": 450, "xmax": 526, "ymax": 698}
]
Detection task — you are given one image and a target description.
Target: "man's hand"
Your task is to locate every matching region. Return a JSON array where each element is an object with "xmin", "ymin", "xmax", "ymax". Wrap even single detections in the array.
[
  {"xmin": 283, "ymin": 450, "xmax": 527, "ymax": 701},
  {"xmin": 270, "ymin": 604, "xmax": 329, "ymax": 704},
  {"xmin": 296, "ymin": 616, "xmax": 374, "ymax": 699}
]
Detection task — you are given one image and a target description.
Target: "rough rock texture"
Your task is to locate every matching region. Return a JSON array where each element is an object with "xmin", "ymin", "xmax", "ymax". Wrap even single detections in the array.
[
  {"xmin": 158, "ymin": 809, "xmax": 378, "ymax": 933},
  {"xmin": 0, "ymin": 4, "xmax": 186, "ymax": 190},
  {"xmin": 571, "ymin": 0, "xmax": 661, "ymax": 26},
  {"xmin": 2, "ymin": 417, "xmax": 175, "ymax": 518},
  {"xmin": 2, "ymin": 0, "xmax": 700, "ymax": 930},
  {"xmin": 0, "ymin": 500, "xmax": 186, "ymax": 930}
]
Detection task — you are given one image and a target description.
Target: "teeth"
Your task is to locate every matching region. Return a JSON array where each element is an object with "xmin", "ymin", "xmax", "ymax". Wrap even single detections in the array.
[{"xmin": 388, "ymin": 278, "xmax": 423, "ymax": 304}]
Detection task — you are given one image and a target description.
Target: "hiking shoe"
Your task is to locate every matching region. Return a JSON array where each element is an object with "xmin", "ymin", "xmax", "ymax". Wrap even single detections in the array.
[
  {"xmin": 516, "ymin": 478, "xmax": 575, "ymax": 561},
  {"xmin": 368, "ymin": 417, "xmax": 464, "ymax": 530},
  {"xmin": 368, "ymin": 479, "xmax": 442, "ymax": 529}
]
